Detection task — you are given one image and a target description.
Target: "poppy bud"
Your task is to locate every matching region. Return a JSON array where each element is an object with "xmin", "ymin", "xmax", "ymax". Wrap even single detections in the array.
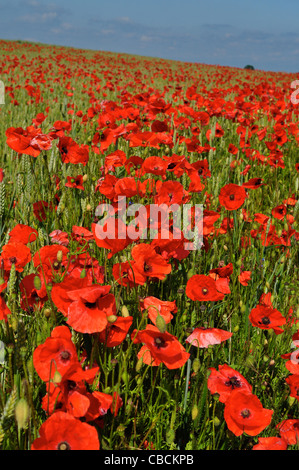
[
  {"xmin": 80, "ymin": 268, "xmax": 86, "ymax": 278},
  {"xmin": 116, "ymin": 424, "xmax": 125, "ymax": 436},
  {"xmin": 213, "ymin": 416, "xmax": 221, "ymax": 427},
  {"xmin": 44, "ymin": 308, "xmax": 51, "ymax": 318},
  {"xmin": 107, "ymin": 315, "xmax": 117, "ymax": 323},
  {"xmin": 121, "ymin": 305, "xmax": 130, "ymax": 317},
  {"xmin": 56, "ymin": 250, "xmax": 63, "ymax": 263},
  {"xmin": 15, "ymin": 398, "xmax": 29, "ymax": 430},
  {"xmin": 192, "ymin": 358, "xmax": 201, "ymax": 373},
  {"xmin": 166, "ymin": 429, "xmax": 175, "ymax": 444},
  {"xmin": 233, "ymin": 325, "xmax": 239, "ymax": 333},
  {"xmin": 53, "ymin": 370, "xmax": 62, "ymax": 384},
  {"xmin": 135, "ymin": 356, "xmax": 143, "ymax": 373},
  {"xmin": 191, "ymin": 404, "xmax": 198, "ymax": 421},
  {"xmin": 155, "ymin": 314, "xmax": 167, "ymax": 334},
  {"xmin": 82, "ymin": 174, "xmax": 88, "ymax": 182},
  {"xmin": 33, "ymin": 275, "xmax": 42, "ymax": 291}
]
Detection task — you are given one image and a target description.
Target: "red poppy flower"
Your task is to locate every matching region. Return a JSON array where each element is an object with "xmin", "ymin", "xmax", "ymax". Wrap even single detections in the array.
[
  {"xmin": 272, "ymin": 204, "xmax": 287, "ymax": 220},
  {"xmin": 141, "ymin": 156, "xmax": 168, "ymax": 178},
  {"xmin": 104, "ymin": 150, "xmax": 126, "ymax": 173},
  {"xmin": 33, "ymin": 200, "xmax": 53, "ymax": 222},
  {"xmin": 8, "ymin": 224, "xmax": 38, "ymax": 245},
  {"xmin": 51, "ymin": 275, "xmax": 91, "ymax": 316},
  {"xmin": 219, "ymin": 183, "xmax": 247, "ymax": 211},
  {"xmin": 19, "ymin": 273, "xmax": 48, "ymax": 312},
  {"xmin": 31, "ymin": 411, "xmax": 100, "ymax": 450},
  {"xmin": 252, "ymin": 436, "xmax": 288, "ymax": 450},
  {"xmin": 186, "ymin": 327, "xmax": 232, "ymax": 349},
  {"xmin": 285, "ymin": 374, "xmax": 299, "ymax": 401},
  {"xmin": 238, "ymin": 270, "xmax": 251, "ymax": 286},
  {"xmin": 66, "ymin": 285, "xmax": 116, "ymax": 334},
  {"xmin": 57, "ymin": 136, "xmax": 89, "ymax": 165},
  {"xmin": 186, "ymin": 274, "xmax": 225, "ymax": 302},
  {"xmin": 98, "ymin": 316, "xmax": 133, "ymax": 347},
  {"xmin": 0, "ymin": 293, "xmax": 11, "ymax": 322},
  {"xmin": 242, "ymin": 178, "xmax": 265, "ymax": 189},
  {"xmin": 209, "ymin": 262, "xmax": 233, "ymax": 294},
  {"xmin": 131, "ymin": 243, "xmax": 172, "ymax": 284},
  {"xmin": 49, "ymin": 229, "xmax": 69, "ymax": 246},
  {"xmin": 33, "ymin": 325, "xmax": 79, "ymax": 381},
  {"xmin": 207, "ymin": 364, "xmax": 252, "ymax": 403},
  {"xmin": 276, "ymin": 419, "xmax": 299, "ymax": 446},
  {"xmin": 140, "ymin": 296, "xmax": 177, "ymax": 325},
  {"xmin": 92, "ymin": 218, "xmax": 132, "ymax": 259},
  {"xmin": 112, "ymin": 261, "xmax": 138, "ymax": 287},
  {"xmin": 132, "ymin": 324, "xmax": 190, "ymax": 370},
  {"xmin": 155, "ymin": 180, "xmax": 188, "ymax": 206},
  {"xmin": 33, "ymin": 245, "xmax": 69, "ymax": 282},
  {"xmin": 0, "ymin": 241, "xmax": 31, "ymax": 273},
  {"xmin": 224, "ymin": 389, "xmax": 273, "ymax": 436},
  {"xmin": 65, "ymin": 175, "xmax": 85, "ymax": 190},
  {"xmin": 249, "ymin": 305, "xmax": 286, "ymax": 335},
  {"xmin": 5, "ymin": 126, "xmax": 47, "ymax": 157},
  {"xmin": 42, "ymin": 362, "xmax": 99, "ymax": 418}
]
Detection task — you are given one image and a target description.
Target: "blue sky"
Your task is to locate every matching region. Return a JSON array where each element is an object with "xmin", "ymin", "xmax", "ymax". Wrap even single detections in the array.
[{"xmin": 1, "ymin": 0, "xmax": 299, "ymax": 72}]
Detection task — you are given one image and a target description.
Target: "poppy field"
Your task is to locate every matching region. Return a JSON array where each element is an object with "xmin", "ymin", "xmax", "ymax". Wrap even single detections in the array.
[{"xmin": 0, "ymin": 38, "xmax": 298, "ymax": 451}]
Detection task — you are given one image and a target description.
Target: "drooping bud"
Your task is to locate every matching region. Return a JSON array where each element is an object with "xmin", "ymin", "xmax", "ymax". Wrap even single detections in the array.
[
  {"xmin": 155, "ymin": 314, "xmax": 167, "ymax": 334},
  {"xmin": 121, "ymin": 305, "xmax": 130, "ymax": 317}
]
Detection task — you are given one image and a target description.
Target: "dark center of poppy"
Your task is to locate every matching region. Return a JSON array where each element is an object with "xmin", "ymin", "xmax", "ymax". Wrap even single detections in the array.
[
  {"xmin": 241, "ymin": 408, "xmax": 251, "ymax": 418},
  {"xmin": 167, "ymin": 163, "xmax": 176, "ymax": 170},
  {"xmin": 229, "ymin": 194, "xmax": 235, "ymax": 200},
  {"xmin": 67, "ymin": 380, "xmax": 77, "ymax": 391},
  {"xmin": 255, "ymin": 178, "xmax": 262, "ymax": 185},
  {"xmin": 60, "ymin": 350, "xmax": 71, "ymax": 362},
  {"xmin": 261, "ymin": 316, "xmax": 271, "ymax": 325},
  {"xmin": 197, "ymin": 168, "xmax": 203, "ymax": 175},
  {"xmin": 144, "ymin": 262, "xmax": 152, "ymax": 273},
  {"xmin": 52, "ymin": 261, "xmax": 61, "ymax": 270},
  {"xmin": 61, "ymin": 146, "xmax": 68, "ymax": 155},
  {"xmin": 9, "ymin": 257, "xmax": 17, "ymax": 264},
  {"xmin": 57, "ymin": 441, "xmax": 71, "ymax": 450},
  {"xmin": 202, "ymin": 287, "xmax": 208, "ymax": 295},
  {"xmin": 154, "ymin": 337, "xmax": 166, "ymax": 349},
  {"xmin": 84, "ymin": 301, "xmax": 97, "ymax": 309},
  {"xmin": 225, "ymin": 376, "xmax": 241, "ymax": 389}
]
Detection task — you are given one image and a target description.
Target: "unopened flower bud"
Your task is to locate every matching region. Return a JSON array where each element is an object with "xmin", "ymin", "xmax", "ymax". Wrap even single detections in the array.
[
  {"xmin": 56, "ymin": 250, "xmax": 63, "ymax": 263},
  {"xmin": 33, "ymin": 275, "xmax": 42, "ymax": 291},
  {"xmin": 121, "ymin": 305, "xmax": 130, "ymax": 317},
  {"xmin": 155, "ymin": 314, "xmax": 167, "ymax": 334}
]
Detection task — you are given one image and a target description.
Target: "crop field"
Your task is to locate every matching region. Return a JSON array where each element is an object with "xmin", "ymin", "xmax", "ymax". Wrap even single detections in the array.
[{"xmin": 0, "ymin": 38, "xmax": 298, "ymax": 451}]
